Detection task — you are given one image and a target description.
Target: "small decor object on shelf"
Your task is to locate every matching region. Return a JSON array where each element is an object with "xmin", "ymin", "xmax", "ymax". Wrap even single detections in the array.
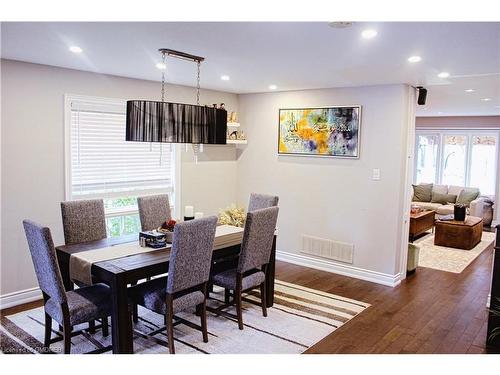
[
  {"xmin": 228, "ymin": 111, "xmax": 238, "ymax": 123},
  {"xmin": 228, "ymin": 130, "xmax": 238, "ymax": 140},
  {"xmin": 238, "ymin": 131, "xmax": 246, "ymax": 140},
  {"xmin": 218, "ymin": 204, "xmax": 246, "ymax": 227}
]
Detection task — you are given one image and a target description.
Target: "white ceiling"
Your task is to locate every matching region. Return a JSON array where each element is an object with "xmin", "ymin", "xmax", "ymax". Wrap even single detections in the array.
[{"xmin": 1, "ymin": 22, "xmax": 499, "ymax": 116}]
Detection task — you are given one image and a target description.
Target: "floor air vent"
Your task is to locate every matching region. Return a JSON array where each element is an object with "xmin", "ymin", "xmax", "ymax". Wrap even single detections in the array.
[{"xmin": 300, "ymin": 234, "xmax": 354, "ymax": 264}]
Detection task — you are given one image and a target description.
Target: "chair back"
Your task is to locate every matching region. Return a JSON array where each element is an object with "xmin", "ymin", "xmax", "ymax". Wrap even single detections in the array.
[
  {"xmin": 23, "ymin": 220, "xmax": 67, "ymax": 304},
  {"xmin": 138, "ymin": 194, "xmax": 172, "ymax": 231},
  {"xmin": 61, "ymin": 199, "xmax": 107, "ymax": 245},
  {"xmin": 167, "ymin": 216, "xmax": 218, "ymax": 294},
  {"xmin": 237, "ymin": 206, "xmax": 279, "ymax": 273},
  {"xmin": 248, "ymin": 193, "xmax": 279, "ymax": 212}
]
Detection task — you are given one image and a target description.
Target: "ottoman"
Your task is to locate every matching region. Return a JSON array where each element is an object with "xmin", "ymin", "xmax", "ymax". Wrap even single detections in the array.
[{"xmin": 434, "ymin": 216, "xmax": 483, "ymax": 250}]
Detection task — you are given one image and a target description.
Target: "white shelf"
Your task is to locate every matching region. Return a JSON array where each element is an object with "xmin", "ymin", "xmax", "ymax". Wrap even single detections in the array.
[
  {"xmin": 226, "ymin": 139, "xmax": 247, "ymax": 145},
  {"xmin": 227, "ymin": 122, "xmax": 240, "ymax": 127}
]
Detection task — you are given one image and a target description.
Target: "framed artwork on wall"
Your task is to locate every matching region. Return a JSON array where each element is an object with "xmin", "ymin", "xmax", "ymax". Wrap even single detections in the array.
[{"xmin": 278, "ymin": 105, "xmax": 361, "ymax": 158}]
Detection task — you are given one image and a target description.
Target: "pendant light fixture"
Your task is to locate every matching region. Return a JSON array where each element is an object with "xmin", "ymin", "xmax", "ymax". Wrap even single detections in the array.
[{"xmin": 126, "ymin": 49, "xmax": 227, "ymax": 145}]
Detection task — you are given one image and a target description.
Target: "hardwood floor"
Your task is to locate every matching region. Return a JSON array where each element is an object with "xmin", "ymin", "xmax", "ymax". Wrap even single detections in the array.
[
  {"xmin": 2, "ymin": 242, "xmax": 497, "ymax": 354},
  {"xmin": 276, "ymin": 242, "xmax": 498, "ymax": 354}
]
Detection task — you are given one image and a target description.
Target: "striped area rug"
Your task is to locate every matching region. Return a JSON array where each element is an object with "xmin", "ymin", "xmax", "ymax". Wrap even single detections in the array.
[{"xmin": 1, "ymin": 280, "xmax": 369, "ymax": 354}]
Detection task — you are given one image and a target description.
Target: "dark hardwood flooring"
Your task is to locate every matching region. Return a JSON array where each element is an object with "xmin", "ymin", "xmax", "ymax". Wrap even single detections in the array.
[
  {"xmin": 2, "ymin": 241, "xmax": 497, "ymax": 354},
  {"xmin": 276, "ymin": 242, "xmax": 497, "ymax": 354}
]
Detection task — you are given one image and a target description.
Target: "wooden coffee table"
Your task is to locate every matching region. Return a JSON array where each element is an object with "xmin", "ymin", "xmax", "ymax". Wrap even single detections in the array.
[
  {"xmin": 434, "ymin": 216, "xmax": 483, "ymax": 250},
  {"xmin": 409, "ymin": 210, "xmax": 435, "ymax": 242}
]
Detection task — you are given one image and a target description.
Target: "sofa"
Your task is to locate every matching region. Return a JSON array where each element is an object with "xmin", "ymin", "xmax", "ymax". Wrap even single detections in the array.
[{"xmin": 411, "ymin": 183, "xmax": 485, "ymax": 219}]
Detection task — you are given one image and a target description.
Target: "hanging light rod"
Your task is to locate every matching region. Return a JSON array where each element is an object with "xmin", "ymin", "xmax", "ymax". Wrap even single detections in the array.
[{"xmin": 159, "ymin": 48, "xmax": 205, "ymax": 63}]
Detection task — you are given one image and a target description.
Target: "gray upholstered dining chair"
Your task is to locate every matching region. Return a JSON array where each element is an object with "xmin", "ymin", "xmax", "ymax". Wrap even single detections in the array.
[
  {"xmin": 60, "ymin": 199, "xmax": 108, "ymax": 332},
  {"xmin": 128, "ymin": 216, "xmax": 218, "ymax": 354},
  {"xmin": 22, "ymin": 220, "xmax": 111, "ymax": 354},
  {"xmin": 210, "ymin": 206, "xmax": 279, "ymax": 330},
  {"xmin": 248, "ymin": 193, "xmax": 279, "ymax": 212},
  {"xmin": 137, "ymin": 194, "xmax": 172, "ymax": 231},
  {"xmin": 60, "ymin": 199, "xmax": 107, "ymax": 245}
]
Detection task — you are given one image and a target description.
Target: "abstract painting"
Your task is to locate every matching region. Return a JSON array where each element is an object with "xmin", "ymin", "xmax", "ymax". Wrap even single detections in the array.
[{"xmin": 278, "ymin": 106, "xmax": 361, "ymax": 158}]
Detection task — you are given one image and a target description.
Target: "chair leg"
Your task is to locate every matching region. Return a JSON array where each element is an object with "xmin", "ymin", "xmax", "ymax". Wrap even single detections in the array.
[
  {"xmin": 166, "ymin": 295, "xmax": 175, "ymax": 354},
  {"xmin": 102, "ymin": 317, "xmax": 109, "ymax": 337},
  {"xmin": 224, "ymin": 288, "xmax": 231, "ymax": 304},
  {"xmin": 63, "ymin": 319, "xmax": 71, "ymax": 354},
  {"xmin": 132, "ymin": 304, "xmax": 139, "ymax": 323},
  {"xmin": 200, "ymin": 300, "xmax": 208, "ymax": 343},
  {"xmin": 260, "ymin": 282, "xmax": 268, "ymax": 317},
  {"xmin": 236, "ymin": 278, "xmax": 244, "ymax": 330},
  {"xmin": 88, "ymin": 320, "xmax": 96, "ymax": 334},
  {"xmin": 44, "ymin": 313, "xmax": 52, "ymax": 349}
]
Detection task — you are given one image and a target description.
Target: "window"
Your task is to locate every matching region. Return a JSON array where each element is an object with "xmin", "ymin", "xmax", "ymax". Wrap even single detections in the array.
[
  {"xmin": 415, "ymin": 134, "xmax": 439, "ymax": 184},
  {"xmin": 65, "ymin": 95, "xmax": 179, "ymax": 237},
  {"xmin": 414, "ymin": 130, "xmax": 499, "ymax": 196},
  {"xmin": 442, "ymin": 135, "xmax": 467, "ymax": 186}
]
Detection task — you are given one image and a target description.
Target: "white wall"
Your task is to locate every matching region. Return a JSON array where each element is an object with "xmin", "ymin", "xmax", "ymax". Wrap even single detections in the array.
[
  {"xmin": 0, "ymin": 59, "xmax": 238, "ymax": 296},
  {"xmin": 236, "ymin": 85, "xmax": 412, "ymax": 280}
]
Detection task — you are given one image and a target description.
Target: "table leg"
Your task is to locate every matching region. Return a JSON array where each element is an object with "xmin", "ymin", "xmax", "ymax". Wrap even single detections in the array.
[
  {"xmin": 265, "ymin": 235, "xmax": 277, "ymax": 307},
  {"xmin": 110, "ymin": 273, "xmax": 133, "ymax": 354}
]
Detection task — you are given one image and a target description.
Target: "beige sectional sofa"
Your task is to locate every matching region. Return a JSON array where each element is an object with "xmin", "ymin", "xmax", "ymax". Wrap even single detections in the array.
[{"xmin": 411, "ymin": 184, "xmax": 485, "ymax": 218}]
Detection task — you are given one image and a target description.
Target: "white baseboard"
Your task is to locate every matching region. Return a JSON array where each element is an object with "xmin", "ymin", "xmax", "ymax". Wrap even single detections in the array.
[
  {"xmin": 276, "ymin": 251, "xmax": 401, "ymax": 287},
  {"xmin": 0, "ymin": 287, "xmax": 42, "ymax": 310}
]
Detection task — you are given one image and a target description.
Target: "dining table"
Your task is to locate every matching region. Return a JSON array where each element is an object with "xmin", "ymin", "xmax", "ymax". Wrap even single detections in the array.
[{"xmin": 55, "ymin": 228, "xmax": 277, "ymax": 354}]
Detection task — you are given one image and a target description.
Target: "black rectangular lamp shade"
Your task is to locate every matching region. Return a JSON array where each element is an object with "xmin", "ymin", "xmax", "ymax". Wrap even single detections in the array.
[{"xmin": 126, "ymin": 100, "xmax": 227, "ymax": 144}]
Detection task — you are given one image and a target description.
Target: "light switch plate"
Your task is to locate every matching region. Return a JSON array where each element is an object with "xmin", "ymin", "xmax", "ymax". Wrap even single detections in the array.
[{"xmin": 372, "ymin": 168, "xmax": 381, "ymax": 180}]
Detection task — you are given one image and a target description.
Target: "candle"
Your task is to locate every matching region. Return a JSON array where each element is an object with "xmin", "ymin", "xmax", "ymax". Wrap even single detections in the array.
[
  {"xmin": 194, "ymin": 212, "xmax": 204, "ymax": 219},
  {"xmin": 185, "ymin": 205, "xmax": 194, "ymax": 217}
]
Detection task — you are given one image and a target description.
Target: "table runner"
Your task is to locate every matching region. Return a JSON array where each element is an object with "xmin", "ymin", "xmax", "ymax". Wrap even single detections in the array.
[
  {"xmin": 69, "ymin": 225, "xmax": 244, "ymax": 285},
  {"xmin": 69, "ymin": 242, "xmax": 165, "ymax": 285}
]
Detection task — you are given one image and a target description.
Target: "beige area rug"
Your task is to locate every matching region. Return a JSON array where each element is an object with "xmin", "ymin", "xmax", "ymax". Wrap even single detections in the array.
[
  {"xmin": 414, "ymin": 231, "xmax": 496, "ymax": 273},
  {"xmin": 0, "ymin": 280, "xmax": 369, "ymax": 354}
]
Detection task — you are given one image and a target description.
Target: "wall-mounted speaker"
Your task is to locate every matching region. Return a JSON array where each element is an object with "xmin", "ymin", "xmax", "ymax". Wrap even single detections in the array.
[{"xmin": 417, "ymin": 86, "xmax": 427, "ymax": 105}]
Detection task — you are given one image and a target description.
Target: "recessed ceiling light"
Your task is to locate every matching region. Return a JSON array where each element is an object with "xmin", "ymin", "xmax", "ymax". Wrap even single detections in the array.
[
  {"xmin": 361, "ymin": 29, "xmax": 377, "ymax": 39},
  {"xmin": 465, "ymin": 89, "xmax": 475, "ymax": 93},
  {"xmin": 156, "ymin": 63, "xmax": 166, "ymax": 70},
  {"xmin": 481, "ymin": 98, "xmax": 492, "ymax": 101},
  {"xmin": 408, "ymin": 56, "xmax": 422, "ymax": 63},
  {"xmin": 69, "ymin": 46, "xmax": 83, "ymax": 54},
  {"xmin": 438, "ymin": 111, "xmax": 444, "ymax": 114},
  {"xmin": 269, "ymin": 84, "xmax": 278, "ymax": 90},
  {"xmin": 220, "ymin": 75, "xmax": 230, "ymax": 81},
  {"xmin": 438, "ymin": 72, "xmax": 450, "ymax": 78}
]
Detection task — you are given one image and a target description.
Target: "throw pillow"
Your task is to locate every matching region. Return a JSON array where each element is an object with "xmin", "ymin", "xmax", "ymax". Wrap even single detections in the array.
[
  {"xmin": 456, "ymin": 188, "xmax": 480, "ymax": 207},
  {"xmin": 412, "ymin": 183, "xmax": 433, "ymax": 202},
  {"xmin": 431, "ymin": 192, "xmax": 457, "ymax": 205}
]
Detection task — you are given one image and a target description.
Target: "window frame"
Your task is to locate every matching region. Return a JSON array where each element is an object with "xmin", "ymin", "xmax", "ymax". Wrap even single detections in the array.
[
  {"xmin": 414, "ymin": 128, "xmax": 500, "ymax": 195},
  {"xmin": 64, "ymin": 94, "xmax": 182, "ymax": 227}
]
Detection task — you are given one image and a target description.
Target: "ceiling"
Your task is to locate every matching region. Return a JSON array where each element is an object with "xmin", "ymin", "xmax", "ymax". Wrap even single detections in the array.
[{"xmin": 1, "ymin": 22, "xmax": 499, "ymax": 116}]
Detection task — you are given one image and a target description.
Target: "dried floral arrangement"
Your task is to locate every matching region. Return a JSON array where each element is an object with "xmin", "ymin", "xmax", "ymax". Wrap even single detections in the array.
[{"xmin": 218, "ymin": 204, "xmax": 245, "ymax": 227}]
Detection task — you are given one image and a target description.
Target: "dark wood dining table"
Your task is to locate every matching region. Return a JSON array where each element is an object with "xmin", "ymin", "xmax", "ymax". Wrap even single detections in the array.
[{"xmin": 55, "ymin": 232, "xmax": 276, "ymax": 354}]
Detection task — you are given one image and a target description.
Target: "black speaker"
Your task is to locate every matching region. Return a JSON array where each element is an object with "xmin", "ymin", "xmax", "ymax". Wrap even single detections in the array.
[{"xmin": 417, "ymin": 87, "xmax": 427, "ymax": 105}]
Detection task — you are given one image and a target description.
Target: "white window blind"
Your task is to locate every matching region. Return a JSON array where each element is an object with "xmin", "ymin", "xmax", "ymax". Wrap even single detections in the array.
[{"xmin": 68, "ymin": 96, "xmax": 174, "ymax": 199}]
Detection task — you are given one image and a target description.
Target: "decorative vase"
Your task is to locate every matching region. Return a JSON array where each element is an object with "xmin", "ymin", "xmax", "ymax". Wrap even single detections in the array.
[{"xmin": 454, "ymin": 204, "xmax": 466, "ymax": 221}]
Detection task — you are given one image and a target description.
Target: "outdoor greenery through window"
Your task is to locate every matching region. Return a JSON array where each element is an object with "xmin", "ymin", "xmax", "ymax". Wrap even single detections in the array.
[
  {"xmin": 415, "ymin": 130, "xmax": 499, "ymax": 196},
  {"xmin": 66, "ymin": 95, "xmax": 177, "ymax": 238}
]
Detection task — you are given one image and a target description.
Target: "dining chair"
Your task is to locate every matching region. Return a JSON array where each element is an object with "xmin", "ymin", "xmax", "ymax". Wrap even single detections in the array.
[
  {"xmin": 137, "ymin": 194, "xmax": 172, "ymax": 231},
  {"xmin": 248, "ymin": 193, "xmax": 279, "ymax": 212},
  {"xmin": 60, "ymin": 199, "xmax": 108, "ymax": 332},
  {"xmin": 128, "ymin": 216, "xmax": 218, "ymax": 354},
  {"xmin": 210, "ymin": 206, "xmax": 279, "ymax": 330},
  {"xmin": 60, "ymin": 199, "xmax": 107, "ymax": 245},
  {"xmin": 22, "ymin": 220, "xmax": 111, "ymax": 354}
]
